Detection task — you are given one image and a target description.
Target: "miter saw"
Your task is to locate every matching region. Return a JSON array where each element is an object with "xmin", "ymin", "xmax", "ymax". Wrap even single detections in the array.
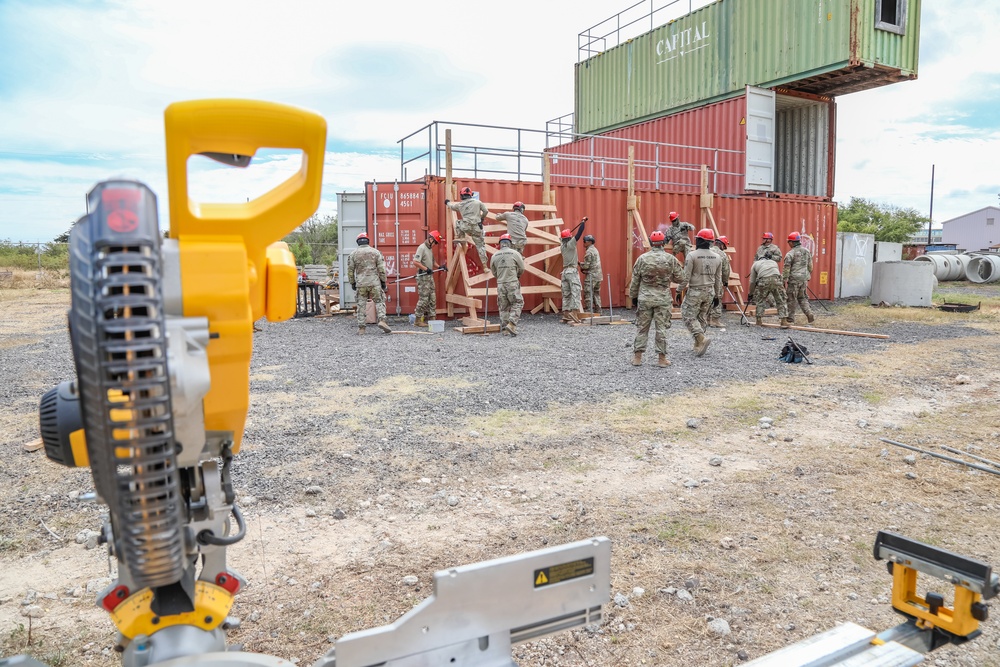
[{"xmin": 2, "ymin": 100, "xmax": 995, "ymax": 666}]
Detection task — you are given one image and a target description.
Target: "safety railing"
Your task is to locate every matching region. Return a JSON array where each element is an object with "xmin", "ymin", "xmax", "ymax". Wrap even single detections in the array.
[
  {"xmin": 397, "ymin": 120, "xmax": 744, "ymax": 194},
  {"xmin": 578, "ymin": 0, "xmax": 716, "ymax": 62}
]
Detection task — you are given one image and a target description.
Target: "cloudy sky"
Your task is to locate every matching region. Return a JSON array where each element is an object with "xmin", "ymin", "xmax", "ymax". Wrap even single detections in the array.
[{"xmin": 0, "ymin": 0, "xmax": 996, "ymax": 242}]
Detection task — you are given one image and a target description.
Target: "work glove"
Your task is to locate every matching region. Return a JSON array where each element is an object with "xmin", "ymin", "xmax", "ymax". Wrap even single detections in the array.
[
  {"xmin": 350, "ymin": 282, "xmax": 356, "ymax": 291},
  {"xmin": 478, "ymin": 221, "xmax": 484, "ymax": 230},
  {"xmin": 439, "ymin": 265, "xmax": 448, "ymax": 272},
  {"xmin": 380, "ymin": 281, "xmax": 386, "ymax": 291},
  {"xmin": 633, "ymin": 299, "xmax": 640, "ymax": 311},
  {"xmin": 712, "ymin": 297, "xmax": 720, "ymax": 308},
  {"xmin": 444, "ymin": 199, "xmax": 450, "ymax": 205}
]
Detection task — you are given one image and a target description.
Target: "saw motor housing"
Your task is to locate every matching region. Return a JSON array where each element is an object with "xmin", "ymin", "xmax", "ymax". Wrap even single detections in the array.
[{"xmin": 37, "ymin": 100, "xmax": 327, "ymax": 662}]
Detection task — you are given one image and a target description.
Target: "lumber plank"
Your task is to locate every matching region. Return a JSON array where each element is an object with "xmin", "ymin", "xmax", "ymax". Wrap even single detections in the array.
[
  {"xmin": 524, "ymin": 246, "xmax": 563, "ymax": 266},
  {"xmin": 529, "ymin": 301, "xmax": 546, "ymax": 315},
  {"xmin": 391, "ymin": 330, "xmax": 437, "ymax": 335},
  {"xmin": 757, "ymin": 323, "xmax": 889, "ymax": 339},
  {"xmin": 468, "ymin": 285, "xmax": 560, "ymax": 296},
  {"xmin": 455, "ymin": 324, "xmax": 502, "ymax": 334},
  {"xmin": 446, "ymin": 293, "xmax": 483, "ymax": 309},
  {"xmin": 22, "ymin": 438, "xmax": 44, "ymax": 453},
  {"xmin": 528, "ymin": 218, "xmax": 564, "ymax": 229},
  {"xmin": 482, "ymin": 203, "xmax": 559, "ymax": 213}
]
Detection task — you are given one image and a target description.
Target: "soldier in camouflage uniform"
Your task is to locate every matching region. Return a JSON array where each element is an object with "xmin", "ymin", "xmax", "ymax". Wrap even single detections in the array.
[
  {"xmin": 664, "ymin": 211, "xmax": 695, "ymax": 261},
  {"xmin": 446, "ymin": 186, "xmax": 490, "ymax": 268},
  {"xmin": 629, "ymin": 230, "xmax": 687, "ymax": 367},
  {"xmin": 748, "ymin": 257, "xmax": 789, "ymax": 327},
  {"xmin": 708, "ymin": 234, "xmax": 732, "ymax": 328},
  {"xmin": 580, "ymin": 234, "xmax": 603, "ymax": 314},
  {"xmin": 559, "ymin": 218, "xmax": 587, "ymax": 322},
  {"xmin": 495, "ymin": 202, "xmax": 529, "ymax": 255},
  {"xmin": 347, "ymin": 232, "xmax": 392, "ymax": 335},
  {"xmin": 755, "ymin": 232, "xmax": 783, "ymax": 262},
  {"xmin": 783, "ymin": 231, "xmax": 815, "ymax": 324},
  {"xmin": 489, "ymin": 233, "xmax": 525, "ymax": 336},
  {"xmin": 681, "ymin": 229, "xmax": 723, "ymax": 357},
  {"xmin": 412, "ymin": 230, "xmax": 445, "ymax": 327}
]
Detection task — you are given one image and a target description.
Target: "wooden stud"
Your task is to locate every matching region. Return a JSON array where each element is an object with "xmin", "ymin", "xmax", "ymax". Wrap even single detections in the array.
[{"xmin": 757, "ymin": 323, "xmax": 889, "ymax": 339}]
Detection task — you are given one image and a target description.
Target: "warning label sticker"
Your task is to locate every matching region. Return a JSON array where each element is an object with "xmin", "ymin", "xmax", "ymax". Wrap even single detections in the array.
[{"xmin": 534, "ymin": 557, "xmax": 595, "ymax": 588}]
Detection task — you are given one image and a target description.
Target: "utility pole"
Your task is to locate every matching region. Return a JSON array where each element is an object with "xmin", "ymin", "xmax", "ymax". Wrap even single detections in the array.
[{"xmin": 927, "ymin": 164, "xmax": 935, "ymax": 245}]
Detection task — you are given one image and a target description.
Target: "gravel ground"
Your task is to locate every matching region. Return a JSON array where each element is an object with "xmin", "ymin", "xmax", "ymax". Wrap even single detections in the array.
[{"xmin": 3, "ymin": 291, "xmax": 1000, "ymax": 666}]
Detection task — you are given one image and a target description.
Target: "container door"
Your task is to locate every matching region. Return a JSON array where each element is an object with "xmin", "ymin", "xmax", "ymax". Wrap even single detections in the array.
[
  {"xmin": 367, "ymin": 181, "xmax": 429, "ymax": 317},
  {"xmin": 744, "ymin": 86, "xmax": 775, "ymax": 192},
  {"xmin": 337, "ymin": 192, "xmax": 367, "ymax": 307}
]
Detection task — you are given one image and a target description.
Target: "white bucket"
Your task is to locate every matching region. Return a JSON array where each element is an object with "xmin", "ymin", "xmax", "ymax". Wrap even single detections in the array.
[{"xmin": 428, "ymin": 320, "xmax": 445, "ymax": 333}]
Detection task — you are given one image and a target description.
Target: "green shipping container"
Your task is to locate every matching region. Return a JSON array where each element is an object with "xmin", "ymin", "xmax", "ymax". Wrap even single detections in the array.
[{"xmin": 575, "ymin": 0, "xmax": 921, "ymax": 134}]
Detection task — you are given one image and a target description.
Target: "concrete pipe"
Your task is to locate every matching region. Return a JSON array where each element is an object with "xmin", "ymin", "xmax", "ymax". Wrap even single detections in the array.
[
  {"xmin": 954, "ymin": 253, "xmax": 973, "ymax": 279},
  {"xmin": 966, "ymin": 255, "xmax": 1000, "ymax": 283},
  {"xmin": 915, "ymin": 253, "xmax": 966, "ymax": 281}
]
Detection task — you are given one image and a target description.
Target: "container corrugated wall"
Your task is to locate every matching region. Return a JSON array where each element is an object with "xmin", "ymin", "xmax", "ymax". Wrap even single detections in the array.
[
  {"xmin": 552, "ymin": 91, "xmax": 835, "ymax": 198},
  {"xmin": 426, "ymin": 176, "xmax": 837, "ymax": 312},
  {"xmin": 854, "ymin": 0, "xmax": 921, "ymax": 72},
  {"xmin": 366, "ymin": 181, "xmax": 432, "ymax": 317},
  {"xmin": 575, "ymin": 0, "xmax": 917, "ymax": 134}
]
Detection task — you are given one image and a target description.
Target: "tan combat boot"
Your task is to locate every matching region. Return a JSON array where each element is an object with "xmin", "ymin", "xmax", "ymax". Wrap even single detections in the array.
[
  {"xmin": 657, "ymin": 353, "xmax": 671, "ymax": 367},
  {"xmin": 377, "ymin": 319, "xmax": 392, "ymax": 334},
  {"xmin": 693, "ymin": 333, "xmax": 711, "ymax": 357},
  {"xmin": 632, "ymin": 352, "xmax": 643, "ymax": 366},
  {"xmin": 357, "ymin": 326, "xmax": 366, "ymax": 335},
  {"xmin": 415, "ymin": 316, "xmax": 427, "ymax": 327},
  {"xmin": 709, "ymin": 316, "xmax": 722, "ymax": 328},
  {"xmin": 806, "ymin": 313, "xmax": 816, "ymax": 324},
  {"xmin": 504, "ymin": 322, "xmax": 517, "ymax": 337},
  {"xmin": 755, "ymin": 315, "xmax": 763, "ymax": 326},
  {"xmin": 779, "ymin": 318, "xmax": 791, "ymax": 329}
]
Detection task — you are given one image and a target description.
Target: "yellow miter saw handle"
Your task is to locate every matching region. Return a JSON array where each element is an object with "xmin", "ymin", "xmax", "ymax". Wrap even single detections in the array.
[{"xmin": 162, "ymin": 100, "xmax": 326, "ymax": 453}]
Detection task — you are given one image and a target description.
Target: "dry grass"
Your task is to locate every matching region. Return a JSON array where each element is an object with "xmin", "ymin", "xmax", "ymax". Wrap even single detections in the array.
[{"xmin": 0, "ymin": 269, "xmax": 69, "ymax": 291}]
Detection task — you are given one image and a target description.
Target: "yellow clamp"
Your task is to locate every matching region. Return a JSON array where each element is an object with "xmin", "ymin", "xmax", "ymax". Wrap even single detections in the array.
[{"xmin": 111, "ymin": 581, "xmax": 236, "ymax": 639}]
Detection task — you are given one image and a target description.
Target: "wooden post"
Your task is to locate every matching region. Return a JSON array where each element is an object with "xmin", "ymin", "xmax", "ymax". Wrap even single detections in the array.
[
  {"xmin": 445, "ymin": 130, "xmax": 455, "ymax": 317},
  {"xmin": 625, "ymin": 146, "xmax": 636, "ymax": 308},
  {"xmin": 542, "ymin": 155, "xmax": 555, "ymax": 313}
]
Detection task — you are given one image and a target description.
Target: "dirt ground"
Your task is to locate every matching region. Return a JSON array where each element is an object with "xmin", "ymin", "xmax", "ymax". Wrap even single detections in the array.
[{"xmin": 1, "ymin": 285, "xmax": 999, "ymax": 666}]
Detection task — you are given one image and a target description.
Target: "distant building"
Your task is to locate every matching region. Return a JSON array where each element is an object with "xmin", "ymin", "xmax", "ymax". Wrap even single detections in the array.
[
  {"xmin": 908, "ymin": 227, "xmax": 943, "ymax": 244},
  {"xmin": 940, "ymin": 206, "xmax": 1000, "ymax": 252}
]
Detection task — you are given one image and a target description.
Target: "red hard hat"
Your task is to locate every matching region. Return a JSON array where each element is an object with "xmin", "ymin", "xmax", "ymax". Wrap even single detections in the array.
[
  {"xmin": 513, "ymin": 201, "xmax": 524, "ymax": 210},
  {"xmin": 716, "ymin": 235, "xmax": 729, "ymax": 248},
  {"xmin": 649, "ymin": 230, "xmax": 666, "ymax": 244},
  {"xmin": 460, "ymin": 186, "xmax": 473, "ymax": 196},
  {"xmin": 696, "ymin": 228, "xmax": 715, "ymax": 241},
  {"xmin": 499, "ymin": 233, "xmax": 512, "ymax": 242},
  {"xmin": 357, "ymin": 232, "xmax": 369, "ymax": 241},
  {"xmin": 428, "ymin": 230, "xmax": 442, "ymax": 243},
  {"xmin": 762, "ymin": 232, "xmax": 774, "ymax": 240},
  {"xmin": 788, "ymin": 232, "xmax": 801, "ymax": 242},
  {"xmin": 669, "ymin": 211, "xmax": 679, "ymax": 221},
  {"xmin": 560, "ymin": 229, "xmax": 572, "ymax": 239}
]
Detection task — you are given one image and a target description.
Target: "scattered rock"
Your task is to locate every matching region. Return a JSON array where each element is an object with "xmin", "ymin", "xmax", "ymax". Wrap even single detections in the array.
[
  {"xmin": 632, "ymin": 587, "xmax": 645, "ymax": 598},
  {"xmin": 331, "ymin": 509, "xmax": 347, "ymax": 520},
  {"xmin": 709, "ymin": 456, "xmax": 723, "ymax": 467},
  {"xmin": 879, "ymin": 449, "xmax": 889, "ymax": 458},
  {"xmin": 856, "ymin": 420, "xmax": 868, "ymax": 429},
  {"xmin": 759, "ymin": 417, "xmax": 773, "ymax": 426},
  {"xmin": 676, "ymin": 589, "xmax": 694, "ymax": 602},
  {"xmin": 737, "ymin": 649, "xmax": 749, "ymax": 661},
  {"xmin": 719, "ymin": 537, "xmax": 736, "ymax": 550},
  {"xmin": 783, "ymin": 436, "xmax": 794, "ymax": 443},
  {"xmin": 905, "ymin": 472, "xmax": 918, "ymax": 480},
  {"xmin": 468, "ymin": 430, "xmax": 480, "ymax": 438},
  {"xmin": 847, "ymin": 592, "xmax": 859, "ymax": 601},
  {"xmin": 684, "ymin": 577, "xmax": 700, "ymax": 591},
  {"xmin": 787, "ymin": 410, "xmax": 798, "ymax": 418},
  {"xmin": 686, "ymin": 419, "xmax": 700, "ymax": 429},
  {"xmin": 954, "ymin": 374, "xmax": 970, "ymax": 385},
  {"xmin": 659, "ymin": 587, "xmax": 677, "ymax": 596},
  {"xmin": 759, "ymin": 422, "xmax": 772, "ymax": 430},
  {"xmin": 304, "ymin": 486, "xmax": 323, "ymax": 496},
  {"xmin": 613, "ymin": 592, "xmax": 630, "ymax": 608},
  {"xmin": 446, "ymin": 496, "xmax": 460, "ymax": 507},
  {"xmin": 707, "ymin": 617, "xmax": 731, "ymax": 637},
  {"xmin": 305, "ymin": 509, "xmax": 317, "ymax": 518},
  {"xmin": 401, "ymin": 576, "xmax": 419, "ymax": 587},
  {"xmin": 248, "ymin": 611, "xmax": 261, "ymax": 622},
  {"xmin": 683, "ymin": 479, "xmax": 700, "ymax": 488},
  {"xmin": 21, "ymin": 605, "xmax": 44, "ymax": 619},
  {"xmin": 903, "ymin": 455, "xmax": 917, "ymax": 466},
  {"xmin": 241, "ymin": 495, "xmax": 258, "ymax": 507},
  {"xmin": 785, "ymin": 623, "xmax": 796, "ymax": 631}
]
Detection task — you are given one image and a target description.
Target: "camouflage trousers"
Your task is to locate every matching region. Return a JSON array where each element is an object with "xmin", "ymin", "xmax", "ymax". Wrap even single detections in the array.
[
  {"xmin": 496, "ymin": 282, "xmax": 523, "ymax": 326},
  {"xmin": 786, "ymin": 279, "xmax": 813, "ymax": 320},
  {"xmin": 633, "ymin": 304, "xmax": 671, "ymax": 354},
  {"xmin": 754, "ymin": 276, "xmax": 787, "ymax": 319},
  {"xmin": 512, "ymin": 241, "xmax": 527, "ymax": 256},
  {"xmin": 456, "ymin": 221, "xmax": 488, "ymax": 267},
  {"xmin": 582, "ymin": 276, "xmax": 602, "ymax": 313},
  {"xmin": 414, "ymin": 275, "xmax": 435, "ymax": 319},
  {"xmin": 561, "ymin": 268, "xmax": 582, "ymax": 312},
  {"xmin": 355, "ymin": 285, "xmax": 386, "ymax": 327},
  {"xmin": 681, "ymin": 286, "xmax": 714, "ymax": 336},
  {"xmin": 710, "ymin": 289, "xmax": 725, "ymax": 320}
]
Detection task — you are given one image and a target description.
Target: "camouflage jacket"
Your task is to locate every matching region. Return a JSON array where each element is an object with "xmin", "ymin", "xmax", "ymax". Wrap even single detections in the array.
[
  {"xmin": 684, "ymin": 247, "xmax": 722, "ymax": 295},
  {"xmin": 628, "ymin": 246, "xmax": 686, "ymax": 307},
  {"xmin": 782, "ymin": 245, "xmax": 813, "ymax": 282},
  {"xmin": 710, "ymin": 247, "xmax": 731, "ymax": 287},
  {"xmin": 580, "ymin": 245, "xmax": 602, "ymax": 280},
  {"xmin": 495, "ymin": 211, "xmax": 528, "ymax": 246},
  {"xmin": 561, "ymin": 237, "xmax": 579, "ymax": 270},
  {"xmin": 489, "ymin": 247, "xmax": 524, "ymax": 285},
  {"xmin": 664, "ymin": 221, "xmax": 694, "ymax": 249},
  {"xmin": 347, "ymin": 245, "xmax": 386, "ymax": 287},
  {"xmin": 755, "ymin": 242, "xmax": 783, "ymax": 262},
  {"xmin": 447, "ymin": 198, "xmax": 489, "ymax": 225},
  {"xmin": 748, "ymin": 259, "xmax": 781, "ymax": 293}
]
